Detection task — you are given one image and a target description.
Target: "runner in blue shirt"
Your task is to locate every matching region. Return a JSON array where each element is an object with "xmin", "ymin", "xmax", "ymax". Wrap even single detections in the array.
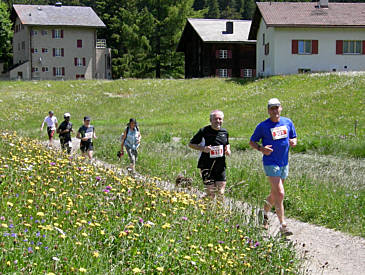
[{"xmin": 249, "ymin": 98, "xmax": 297, "ymax": 235}]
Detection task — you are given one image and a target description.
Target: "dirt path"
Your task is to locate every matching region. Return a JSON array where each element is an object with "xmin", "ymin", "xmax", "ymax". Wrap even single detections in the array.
[{"xmin": 49, "ymin": 138, "xmax": 365, "ymax": 275}]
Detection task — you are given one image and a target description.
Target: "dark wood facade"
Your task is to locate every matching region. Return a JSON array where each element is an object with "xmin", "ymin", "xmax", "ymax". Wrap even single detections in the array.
[{"xmin": 177, "ymin": 22, "xmax": 256, "ymax": 78}]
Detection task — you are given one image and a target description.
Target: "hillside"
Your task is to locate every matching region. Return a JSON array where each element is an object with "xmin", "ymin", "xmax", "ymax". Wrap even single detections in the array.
[{"xmin": 0, "ymin": 73, "xmax": 364, "ymax": 238}]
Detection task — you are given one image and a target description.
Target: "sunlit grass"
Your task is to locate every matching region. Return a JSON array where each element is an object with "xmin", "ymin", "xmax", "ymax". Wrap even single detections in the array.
[{"xmin": 0, "ymin": 131, "xmax": 301, "ymax": 273}]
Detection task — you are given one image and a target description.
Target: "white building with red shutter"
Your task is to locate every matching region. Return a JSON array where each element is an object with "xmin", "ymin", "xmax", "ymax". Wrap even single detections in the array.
[
  {"xmin": 10, "ymin": 2, "xmax": 111, "ymax": 80},
  {"xmin": 248, "ymin": 1, "xmax": 365, "ymax": 76}
]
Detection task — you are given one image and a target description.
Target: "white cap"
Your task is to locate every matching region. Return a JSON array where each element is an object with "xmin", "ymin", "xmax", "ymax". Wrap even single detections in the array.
[
  {"xmin": 64, "ymin": 112, "xmax": 71, "ymax": 118},
  {"xmin": 268, "ymin": 98, "xmax": 281, "ymax": 108}
]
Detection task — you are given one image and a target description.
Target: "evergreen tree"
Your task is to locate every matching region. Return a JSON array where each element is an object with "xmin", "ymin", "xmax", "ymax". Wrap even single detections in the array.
[
  {"xmin": 220, "ymin": 0, "xmax": 241, "ymax": 19},
  {"xmin": 192, "ymin": 0, "xmax": 206, "ymax": 10},
  {"xmin": 206, "ymin": 0, "xmax": 220, "ymax": 18},
  {"xmin": 242, "ymin": 0, "xmax": 255, "ymax": 19},
  {"xmin": 0, "ymin": 2, "xmax": 13, "ymax": 72}
]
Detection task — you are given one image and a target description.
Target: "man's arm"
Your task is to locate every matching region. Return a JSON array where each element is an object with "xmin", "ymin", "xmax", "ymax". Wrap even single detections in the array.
[
  {"xmin": 188, "ymin": 143, "xmax": 211, "ymax": 153},
  {"xmin": 249, "ymin": 140, "xmax": 273, "ymax": 156},
  {"xmin": 289, "ymin": 137, "xmax": 297, "ymax": 147}
]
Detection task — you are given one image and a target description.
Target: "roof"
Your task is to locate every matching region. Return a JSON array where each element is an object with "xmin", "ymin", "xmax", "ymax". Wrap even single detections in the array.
[
  {"xmin": 249, "ymin": 2, "xmax": 365, "ymax": 40},
  {"xmin": 187, "ymin": 18, "xmax": 253, "ymax": 42},
  {"xmin": 12, "ymin": 4, "xmax": 105, "ymax": 28}
]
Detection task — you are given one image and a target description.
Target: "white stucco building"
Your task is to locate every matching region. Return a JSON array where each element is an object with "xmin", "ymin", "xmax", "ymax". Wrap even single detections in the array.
[
  {"xmin": 249, "ymin": 1, "xmax": 365, "ymax": 76},
  {"xmin": 10, "ymin": 3, "xmax": 112, "ymax": 80}
]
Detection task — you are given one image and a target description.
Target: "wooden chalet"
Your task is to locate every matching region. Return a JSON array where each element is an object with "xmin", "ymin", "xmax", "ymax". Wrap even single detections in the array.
[{"xmin": 177, "ymin": 18, "xmax": 256, "ymax": 78}]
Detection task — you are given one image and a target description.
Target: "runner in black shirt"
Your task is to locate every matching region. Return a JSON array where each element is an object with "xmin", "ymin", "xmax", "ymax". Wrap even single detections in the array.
[
  {"xmin": 189, "ymin": 110, "xmax": 231, "ymax": 199},
  {"xmin": 76, "ymin": 116, "xmax": 97, "ymax": 160},
  {"xmin": 57, "ymin": 113, "xmax": 73, "ymax": 154}
]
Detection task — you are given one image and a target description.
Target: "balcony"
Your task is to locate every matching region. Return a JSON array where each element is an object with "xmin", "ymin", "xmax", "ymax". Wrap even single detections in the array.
[{"xmin": 96, "ymin": 39, "xmax": 106, "ymax": 48}]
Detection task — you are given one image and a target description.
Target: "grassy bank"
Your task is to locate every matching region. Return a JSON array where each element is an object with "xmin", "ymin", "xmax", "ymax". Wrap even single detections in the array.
[
  {"xmin": 0, "ymin": 132, "xmax": 301, "ymax": 274},
  {"xmin": 0, "ymin": 73, "xmax": 364, "ymax": 237}
]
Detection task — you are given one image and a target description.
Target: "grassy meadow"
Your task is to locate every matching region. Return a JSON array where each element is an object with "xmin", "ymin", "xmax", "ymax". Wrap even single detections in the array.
[
  {"xmin": 0, "ymin": 74, "xmax": 364, "ymax": 240},
  {"xmin": 0, "ymin": 131, "xmax": 300, "ymax": 274}
]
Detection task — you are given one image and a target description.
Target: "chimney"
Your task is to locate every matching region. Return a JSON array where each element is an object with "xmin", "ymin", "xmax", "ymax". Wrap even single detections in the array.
[
  {"xmin": 55, "ymin": 2, "xmax": 62, "ymax": 7},
  {"xmin": 319, "ymin": 0, "xmax": 328, "ymax": 8},
  {"xmin": 226, "ymin": 21, "xmax": 233, "ymax": 34}
]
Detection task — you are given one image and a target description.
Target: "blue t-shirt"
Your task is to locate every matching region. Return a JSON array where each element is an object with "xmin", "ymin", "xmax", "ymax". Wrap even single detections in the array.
[{"xmin": 250, "ymin": 117, "xmax": 297, "ymax": 167}]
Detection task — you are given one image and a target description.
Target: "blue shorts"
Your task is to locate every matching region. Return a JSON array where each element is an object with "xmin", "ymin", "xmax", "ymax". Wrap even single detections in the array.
[{"xmin": 263, "ymin": 165, "xmax": 289, "ymax": 179}]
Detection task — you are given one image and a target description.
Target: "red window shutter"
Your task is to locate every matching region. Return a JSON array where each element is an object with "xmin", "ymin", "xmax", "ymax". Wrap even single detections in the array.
[
  {"xmin": 42, "ymin": 67, "xmax": 45, "ymax": 72},
  {"xmin": 336, "ymin": 40, "xmax": 343, "ymax": 55},
  {"xmin": 53, "ymin": 48, "xmax": 55, "ymax": 56},
  {"xmin": 81, "ymin": 74, "xmax": 85, "ymax": 78},
  {"xmin": 215, "ymin": 50, "xmax": 219, "ymax": 59},
  {"xmin": 52, "ymin": 30, "xmax": 55, "ymax": 38},
  {"xmin": 215, "ymin": 69, "xmax": 219, "ymax": 76},
  {"xmin": 61, "ymin": 30, "xmax": 64, "ymax": 38},
  {"xmin": 362, "ymin": 41, "xmax": 365, "ymax": 54},
  {"xmin": 31, "ymin": 48, "xmax": 34, "ymax": 53},
  {"xmin": 312, "ymin": 40, "xmax": 318, "ymax": 54},
  {"xmin": 42, "ymin": 48, "xmax": 44, "ymax": 53},
  {"xmin": 228, "ymin": 50, "xmax": 232, "ymax": 59},
  {"xmin": 62, "ymin": 67, "xmax": 65, "ymax": 76},
  {"xmin": 74, "ymin": 58, "xmax": 77, "ymax": 66},
  {"xmin": 76, "ymin": 74, "xmax": 79, "ymax": 79},
  {"xmin": 32, "ymin": 67, "xmax": 34, "ymax": 72},
  {"xmin": 228, "ymin": 69, "xmax": 232, "ymax": 77},
  {"xmin": 77, "ymin": 40, "xmax": 82, "ymax": 48},
  {"xmin": 253, "ymin": 69, "xmax": 256, "ymax": 77},
  {"xmin": 61, "ymin": 48, "xmax": 64, "ymax": 57},
  {"xmin": 240, "ymin": 69, "xmax": 244, "ymax": 78},
  {"xmin": 292, "ymin": 40, "xmax": 298, "ymax": 54},
  {"xmin": 53, "ymin": 67, "xmax": 56, "ymax": 76},
  {"xmin": 82, "ymin": 58, "xmax": 86, "ymax": 66}
]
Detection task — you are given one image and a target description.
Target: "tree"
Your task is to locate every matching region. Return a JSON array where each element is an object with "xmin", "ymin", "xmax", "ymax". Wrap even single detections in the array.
[
  {"xmin": 242, "ymin": 0, "xmax": 255, "ymax": 19},
  {"xmin": 220, "ymin": 0, "xmax": 241, "ymax": 19},
  {"xmin": 192, "ymin": 0, "xmax": 206, "ymax": 10},
  {"xmin": 206, "ymin": 0, "xmax": 220, "ymax": 18},
  {"xmin": 0, "ymin": 2, "xmax": 13, "ymax": 72}
]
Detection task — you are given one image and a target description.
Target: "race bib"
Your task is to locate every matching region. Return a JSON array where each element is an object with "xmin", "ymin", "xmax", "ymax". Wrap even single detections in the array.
[
  {"xmin": 68, "ymin": 141, "xmax": 73, "ymax": 148},
  {"xmin": 210, "ymin": 145, "xmax": 224, "ymax": 158},
  {"xmin": 271, "ymin": 126, "xmax": 288, "ymax": 140},
  {"xmin": 85, "ymin": 132, "xmax": 93, "ymax": 139}
]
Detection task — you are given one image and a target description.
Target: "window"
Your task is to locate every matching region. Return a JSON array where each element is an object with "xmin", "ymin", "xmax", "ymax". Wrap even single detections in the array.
[
  {"xmin": 219, "ymin": 69, "xmax": 228, "ymax": 78},
  {"xmin": 42, "ymin": 48, "xmax": 48, "ymax": 53},
  {"xmin": 298, "ymin": 40, "xmax": 312, "ymax": 54},
  {"xmin": 298, "ymin": 68, "xmax": 311, "ymax": 74},
  {"xmin": 41, "ymin": 30, "xmax": 48, "ymax": 36},
  {"xmin": 76, "ymin": 74, "xmax": 85, "ymax": 79},
  {"xmin": 219, "ymin": 50, "xmax": 228, "ymax": 59},
  {"xmin": 53, "ymin": 29, "xmax": 63, "ymax": 39},
  {"xmin": 77, "ymin": 40, "xmax": 82, "ymax": 48},
  {"xmin": 34, "ymin": 48, "xmax": 38, "ymax": 53},
  {"xmin": 53, "ymin": 48, "xmax": 64, "ymax": 57},
  {"xmin": 242, "ymin": 69, "xmax": 253, "ymax": 78},
  {"xmin": 263, "ymin": 33, "xmax": 265, "ymax": 45},
  {"xmin": 74, "ymin": 57, "xmax": 86, "ymax": 66},
  {"xmin": 42, "ymin": 67, "xmax": 49, "ymax": 72},
  {"xmin": 265, "ymin": 43, "xmax": 269, "ymax": 55},
  {"xmin": 292, "ymin": 40, "xmax": 318, "ymax": 54},
  {"xmin": 54, "ymin": 67, "xmax": 65, "ymax": 77},
  {"xmin": 262, "ymin": 60, "xmax": 265, "ymax": 72},
  {"xmin": 343, "ymin": 40, "xmax": 361, "ymax": 54},
  {"xmin": 31, "ymin": 30, "xmax": 38, "ymax": 36},
  {"xmin": 32, "ymin": 67, "xmax": 39, "ymax": 72}
]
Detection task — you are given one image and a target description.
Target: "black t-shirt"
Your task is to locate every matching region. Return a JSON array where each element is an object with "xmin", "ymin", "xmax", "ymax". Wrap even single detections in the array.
[
  {"xmin": 58, "ymin": 121, "xmax": 73, "ymax": 141},
  {"xmin": 78, "ymin": 125, "xmax": 94, "ymax": 143},
  {"xmin": 190, "ymin": 125, "xmax": 229, "ymax": 169}
]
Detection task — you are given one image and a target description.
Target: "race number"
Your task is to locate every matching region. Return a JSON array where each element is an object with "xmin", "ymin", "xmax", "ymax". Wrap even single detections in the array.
[
  {"xmin": 68, "ymin": 141, "xmax": 73, "ymax": 148},
  {"xmin": 85, "ymin": 131, "xmax": 93, "ymax": 139},
  {"xmin": 270, "ymin": 126, "xmax": 288, "ymax": 140},
  {"xmin": 210, "ymin": 145, "xmax": 224, "ymax": 158}
]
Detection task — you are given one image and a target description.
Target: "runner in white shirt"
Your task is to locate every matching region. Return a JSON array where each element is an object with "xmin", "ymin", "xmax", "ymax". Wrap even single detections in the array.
[{"xmin": 40, "ymin": 111, "xmax": 58, "ymax": 147}]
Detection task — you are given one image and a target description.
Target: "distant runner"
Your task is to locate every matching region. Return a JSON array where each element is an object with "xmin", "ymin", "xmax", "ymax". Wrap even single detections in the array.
[
  {"xmin": 57, "ymin": 112, "xmax": 73, "ymax": 154},
  {"xmin": 249, "ymin": 98, "xmax": 297, "ymax": 235},
  {"xmin": 189, "ymin": 110, "xmax": 231, "ymax": 199},
  {"xmin": 40, "ymin": 111, "xmax": 58, "ymax": 147},
  {"xmin": 76, "ymin": 116, "xmax": 97, "ymax": 160},
  {"xmin": 120, "ymin": 118, "xmax": 141, "ymax": 173}
]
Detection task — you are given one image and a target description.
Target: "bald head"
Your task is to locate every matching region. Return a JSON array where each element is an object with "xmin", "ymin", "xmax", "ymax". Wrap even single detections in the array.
[{"xmin": 210, "ymin": 110, "xmax": 224, "ymax": 130}]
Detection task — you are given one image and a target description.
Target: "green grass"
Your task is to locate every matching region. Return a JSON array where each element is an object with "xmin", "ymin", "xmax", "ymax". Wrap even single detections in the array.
[
  {"xmin": 0, "ymin": 74, "xmax": 364, "ymax": 237},
  {"xmin": 0, "ymin": 131, "xmax": 301, "ymax": 274}
]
